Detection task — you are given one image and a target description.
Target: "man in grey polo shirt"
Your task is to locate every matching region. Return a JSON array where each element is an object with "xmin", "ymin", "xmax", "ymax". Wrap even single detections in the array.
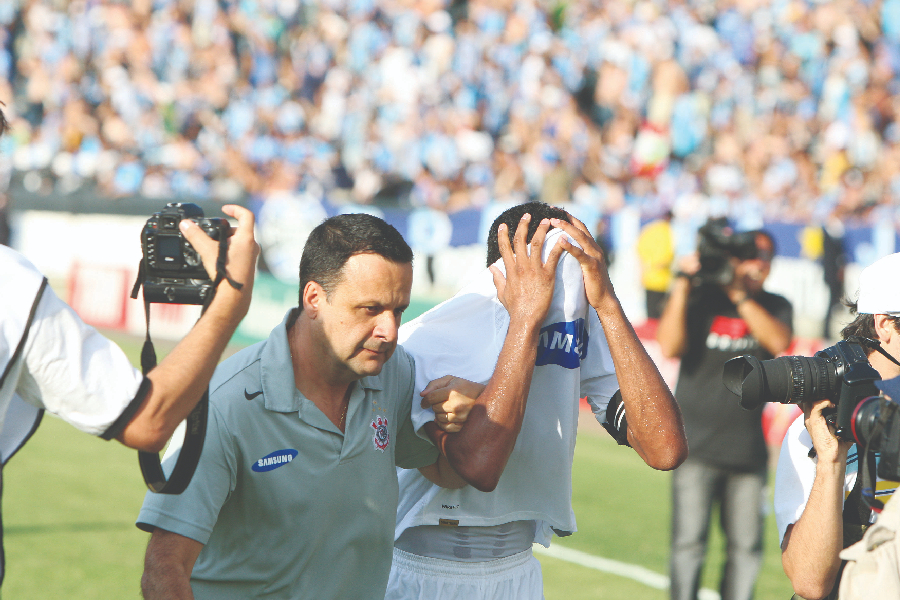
[{"xmin": 137, "ymin": 212, "xmax": 565, "ymax": 599}]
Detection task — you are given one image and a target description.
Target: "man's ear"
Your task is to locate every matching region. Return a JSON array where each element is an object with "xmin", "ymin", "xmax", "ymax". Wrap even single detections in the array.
[
  {"xmin": 302, "ymin": 281, "xmax": 326, "ymax": 316},
  {"xmin": 874, "ymin": 314, "xmax": 896, "ymax": 344}
]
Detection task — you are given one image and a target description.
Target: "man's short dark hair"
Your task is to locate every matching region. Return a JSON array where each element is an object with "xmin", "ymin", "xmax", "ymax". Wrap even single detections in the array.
[
  {"xmin": 485, "ymin": 202, "xmax": 572, "ymax": 266},
  {"xmin": 841, "ymin": 299, "xmax": 900, "ymax": 355},
  {"xmin": 298, "ymin": 213, "xmax": 413, "ymax": 309}
]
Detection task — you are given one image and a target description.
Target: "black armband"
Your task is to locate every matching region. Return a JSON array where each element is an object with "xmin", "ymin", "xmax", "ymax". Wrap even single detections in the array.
[
  {"xmin": 101, "ymin": 376, "xmax": 151, "ymax": 441},
  {"xmin": 601, "ymin": 390, "xmax": 631, "ymax": 447}
]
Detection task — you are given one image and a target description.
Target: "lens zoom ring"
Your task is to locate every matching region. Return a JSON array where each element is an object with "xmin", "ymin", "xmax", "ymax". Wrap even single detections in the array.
[{"xmin": 789, "ymin": 356, "xmax": 806, "ymax": 401}]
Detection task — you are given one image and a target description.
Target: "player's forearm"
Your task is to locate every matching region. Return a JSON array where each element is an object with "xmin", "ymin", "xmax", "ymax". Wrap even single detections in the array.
[
  {"xmin": 781, "ymin": 461, "xmax": 846, "ymax": 599},
  {"xmin": 437, "ymin": 317, "xmax": 542, "ymax": 492},
  {"xmin": 594, "ymin": 298, "xmax": 687, "ymax": 470},
  {"xmin": 118, "ymin": 296, "xmax": 247, "ymax": 452},
  {"xmin": 655, "ymin": 278, "xmax": 689, "ymax": 358}
]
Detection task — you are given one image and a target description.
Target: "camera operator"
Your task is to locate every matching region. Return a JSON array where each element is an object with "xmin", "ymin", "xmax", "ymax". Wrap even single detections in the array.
[
  {"xmin": 0, "ymin": 205, "xmax": 258, "ymax": 452},
  {"xmin": 775, "ymin": 253, "xmax": 900, "ymax": 600},
  {"xmin": 657, "ymin": 225, "xmax": 792, "ymax": 600}
]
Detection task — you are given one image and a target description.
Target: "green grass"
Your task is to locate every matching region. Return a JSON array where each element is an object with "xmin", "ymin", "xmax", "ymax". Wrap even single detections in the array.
[
  {"xmin": 538, "ymin": 424, "xmax": 794, "ymax": 599},
  {"xmin": 1, "ymin": 331, "xmax": 796, "ymax": 599}
]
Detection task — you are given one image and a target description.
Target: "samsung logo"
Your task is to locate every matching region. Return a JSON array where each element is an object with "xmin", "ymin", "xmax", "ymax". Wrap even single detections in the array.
[
  {"xmin": 252, "ymin": 449, "xmax": 299, "ymax": 472},
  {"xmin": 536, "ymin": 319, "xmax": 588, "ymax": 369}
]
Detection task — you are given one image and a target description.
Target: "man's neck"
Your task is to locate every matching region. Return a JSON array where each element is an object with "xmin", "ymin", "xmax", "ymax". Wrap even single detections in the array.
[{"xmin": 288, "ymin": 318, "xmax": 355, "ymax": 410}]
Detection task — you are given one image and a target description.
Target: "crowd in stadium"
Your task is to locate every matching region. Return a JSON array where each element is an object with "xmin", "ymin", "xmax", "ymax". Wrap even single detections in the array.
[{"xmin": 3, "ymin": 0, "xmax": 900, "ymax": 227}]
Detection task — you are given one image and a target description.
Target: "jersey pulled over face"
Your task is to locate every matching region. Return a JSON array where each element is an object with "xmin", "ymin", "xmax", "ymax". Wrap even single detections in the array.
[{"xmin": 317, "ymin": 253, "xmax": 413, "ymax": 381}]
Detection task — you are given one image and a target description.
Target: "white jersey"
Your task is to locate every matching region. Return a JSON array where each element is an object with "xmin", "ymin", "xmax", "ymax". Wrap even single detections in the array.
[
  {"xmin": 396, "ymin": 229, "xmax": 619, "ymax": 546},
  {"xmin": 0, "ymin": 246, "xmax": 144, "ymax": 446},
  {"xmin": 774, "ymin": 412, "xmax": 900, "ymax": 543}
]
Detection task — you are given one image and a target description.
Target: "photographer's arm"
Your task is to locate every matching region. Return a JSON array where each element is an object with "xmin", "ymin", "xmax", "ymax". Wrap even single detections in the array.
[
  {"xmin": 117, "ymin": 205, "xmax": 259, "ymax": 452},
  {"xmin": 781, "ymin": 400, "xmax": 852, "ymax": 600},
  {"xmin": 727, "ymin": 259, "xmax": 791, "ymax": 356},
  {"xmin": 656, "ymin": 256, "xmax": 696, "ymax": 358},
  {"xmin": 552, "ymin": 217, "xmax": 687, "ymax": 470},
  {"xmin": 142, "ymin": 528, "xmax": 203, "ymax": 600},
  {"xmin": 729, "ymin": 293, "xmax": 792, "ymax": 356}
]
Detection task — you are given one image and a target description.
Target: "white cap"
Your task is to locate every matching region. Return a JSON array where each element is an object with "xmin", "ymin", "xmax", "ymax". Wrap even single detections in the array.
[{"xmin": 857, "ymin": 252, "xmax": 900, "ymax": 315}]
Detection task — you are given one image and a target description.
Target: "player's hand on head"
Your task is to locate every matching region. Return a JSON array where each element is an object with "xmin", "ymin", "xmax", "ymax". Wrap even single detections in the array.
[
  {"xmin": 549, "ymin": 215, "xmax": 616, "ymax": 310},
  {"xmin": 421, "ymin": 375, "xmax": 484, "ymax": 433},
  {"xmin": 489, "ymin": 213, "xmax": 563, "ymax": 325}
]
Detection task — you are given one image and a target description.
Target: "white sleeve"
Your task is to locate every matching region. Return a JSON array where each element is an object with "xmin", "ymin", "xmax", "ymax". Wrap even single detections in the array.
[
  {"xmin": 16, "ymin": 283, "xmax": 143, "ymax": 437},
  {"xmin": 774, "ymin": 414, "xmax": 818, "ymax": 543},
  {"xmin": 581, "ymin": 308, "xmax": 620, "ymax": 425}
]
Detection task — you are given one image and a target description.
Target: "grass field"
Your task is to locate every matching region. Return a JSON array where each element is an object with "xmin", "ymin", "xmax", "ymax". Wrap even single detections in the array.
[{"xmin": 1, "ymin": 330, "xmax": 795, "ymax": 599}]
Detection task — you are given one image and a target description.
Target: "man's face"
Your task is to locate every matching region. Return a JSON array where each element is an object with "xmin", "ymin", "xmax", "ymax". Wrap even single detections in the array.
[
  {"xmin": 312, "ymin": 253, "xmax": 412, "ymax": 381},
  {"xmin": 869, "ymin": 314, "xmax": 900, "ymax": 381},
  {"xmin": 732, "ymin": 234, "xmax": 773, "ymax": 293}
]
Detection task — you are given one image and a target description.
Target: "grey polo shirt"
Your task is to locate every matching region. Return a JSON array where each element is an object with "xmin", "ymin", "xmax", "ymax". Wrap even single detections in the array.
[{"xmin": 137, "ymin": 309, "xmax": 438, "ymax": 600}]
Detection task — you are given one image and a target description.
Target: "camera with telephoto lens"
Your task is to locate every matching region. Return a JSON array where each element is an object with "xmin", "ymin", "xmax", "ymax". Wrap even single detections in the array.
[
  {"xmin": 140, "ymin": 202, "xmax": 231, "ymax": 304},
  {"xmin": 692, "ymin": 219, "xmax": 760, "ymax": 287},
  {"xmin": 723, "ymin": 339, "xmax": 900, "ymax": 480}
]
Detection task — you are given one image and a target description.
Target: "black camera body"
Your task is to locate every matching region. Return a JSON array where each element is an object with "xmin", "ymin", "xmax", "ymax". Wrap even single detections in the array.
[
  {"xmin": 140, "ymin": 203, "xmax": 230, "ymax": 305},
  {"xmin": 693, "ymin": 220, "xmax": 759, "ymax": 286},
  {"xmin": 724, "ymin": 340, "xmax": 900, "ymax": 480}
]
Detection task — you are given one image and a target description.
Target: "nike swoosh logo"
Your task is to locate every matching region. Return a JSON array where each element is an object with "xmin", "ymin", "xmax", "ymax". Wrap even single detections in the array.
[{"xmin": 244, "ymin": 389, "xmax": 263, "ymax": 401}]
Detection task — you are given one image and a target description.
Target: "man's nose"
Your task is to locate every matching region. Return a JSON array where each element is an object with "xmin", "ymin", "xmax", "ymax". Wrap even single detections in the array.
[{"xmin": 374, "ymin": 311, "xmax": 399, "ymax": 341}]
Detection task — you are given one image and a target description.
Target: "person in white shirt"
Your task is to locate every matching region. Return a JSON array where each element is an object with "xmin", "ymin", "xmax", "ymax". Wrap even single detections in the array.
[
  {"xmin": 386, "ymin": 202, "xmax": 687, "ymax": 600},
  {"xmin": 0, "ymin": 203, "xmax": 258, "ymax": 585},
  {"xmin": 775, "ymin": 252, "xmax": 900, "ymax": 600}
]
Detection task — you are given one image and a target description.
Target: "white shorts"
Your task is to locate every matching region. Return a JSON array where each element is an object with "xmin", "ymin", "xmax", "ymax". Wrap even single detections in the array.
[{"xmin": 385, "ymin": 546, "xmax": 544, "ymax": 600}]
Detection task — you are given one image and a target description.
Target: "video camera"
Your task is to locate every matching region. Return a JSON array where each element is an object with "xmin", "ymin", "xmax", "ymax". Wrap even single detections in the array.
[
  {"xmin": 692, "ymin": 219, "xmax": 760, "ymax": 287},
  {"xmin": 140, "ymin": 202, "xmax": 231, "ymax": 305},
  {"xmin": 723, "ymin": 339, "xmax": 900, "ymax": 480}
]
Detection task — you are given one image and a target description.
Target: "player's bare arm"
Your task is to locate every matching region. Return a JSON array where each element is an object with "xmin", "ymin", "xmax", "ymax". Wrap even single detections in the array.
[
  {"xmin": 423, "ymin": 214, "xmax": 563, "ymax": 492},
  {"xmin": 551, "ymin": 216, "xmax": 687, "ymax": 471}
]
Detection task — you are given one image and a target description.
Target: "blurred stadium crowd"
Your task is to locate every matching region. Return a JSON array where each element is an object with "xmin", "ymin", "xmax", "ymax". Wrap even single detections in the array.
[{"xmin": 3, "ymin": 0, "xmax": 900, "ymax": 227}]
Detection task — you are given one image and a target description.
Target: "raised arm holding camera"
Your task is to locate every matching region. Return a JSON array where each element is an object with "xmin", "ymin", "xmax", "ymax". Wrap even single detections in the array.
[
  {"xmin": 657, "ymin": 221, "xmax": 792, "ymax": 600},
  {"xmin": 0, "ymin": 203, "xmax": 257, "ymax": 586},
  {"xmin": 0, "ymin": 204, "xmax": 257, "ymax": 452},
  {"xmin": 772, "ymin": 253, "xmax": 900, "ymax": 600}
]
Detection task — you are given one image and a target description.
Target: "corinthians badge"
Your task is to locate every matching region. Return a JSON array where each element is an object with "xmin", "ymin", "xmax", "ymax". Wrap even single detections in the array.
[{"xmin": 371, "ymin": 416, "xmax": 390, "ymax": 452}]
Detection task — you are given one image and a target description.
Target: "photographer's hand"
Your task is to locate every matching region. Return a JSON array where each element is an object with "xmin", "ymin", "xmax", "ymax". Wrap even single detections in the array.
[
  {"xmin": 803, "ymin": 398, "xmax": 853, "ymax": 464},
  {"xmin": 181, "ymin": 204, "xmax": 258, "ymax": 319},
  {"xmin": 117, "ymin": 205, "xmax": 259, "ymax": 452},
  {"xmin": 781, "ymin": 398, "xmax": 852, "ymax": 599}
]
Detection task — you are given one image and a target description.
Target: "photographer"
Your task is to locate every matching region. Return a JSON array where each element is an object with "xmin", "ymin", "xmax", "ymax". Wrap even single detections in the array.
[
  {"xmin": 775, "ymin": 253, "xmax": 900, "ymax": 600},
  {"xmin": 658, "ymin": 224, "xmax": 792, "ymax": 600}
]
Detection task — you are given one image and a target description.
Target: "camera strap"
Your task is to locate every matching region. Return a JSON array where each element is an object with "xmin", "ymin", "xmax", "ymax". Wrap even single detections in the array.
[
  {"xmin": 134, "ymin": 297, "xmax": 208, "ymax": 494},
  {"xmin": 129, "ymin": 233, "xmax": 240, "ymax": 494},
  {"xmin": 852, "ymin": 336, "xmax": 900, "ymax": 369}
]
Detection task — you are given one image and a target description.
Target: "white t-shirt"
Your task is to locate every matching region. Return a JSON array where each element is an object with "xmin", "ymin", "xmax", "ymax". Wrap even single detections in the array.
[
  {"xmin": 396, "ymin": 229, "xmax": 620, "ymax": 547},
  {"xmin": 0, "ymin": 245, "xmax": 144, "ymax": 448},
  {"xmin": 774, "ymin": 412, "xmax": 900, "ymax": 543}
]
